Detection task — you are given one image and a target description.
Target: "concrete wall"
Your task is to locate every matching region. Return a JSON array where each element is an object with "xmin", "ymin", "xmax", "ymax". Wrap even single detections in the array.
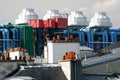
[
  {"xmin": 60, "ymin": 61, "xmax": 71, "ymax": 80},
  {"xmin": 47, "ymin": 41, "xmax": 80, "ymax": 63},
  {"xmin": 60, "ymin": 60, "xmax": 83, "ymax": 80}
]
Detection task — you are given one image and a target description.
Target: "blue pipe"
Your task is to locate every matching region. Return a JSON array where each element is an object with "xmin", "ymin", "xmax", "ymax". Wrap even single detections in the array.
[
  {"xmin": 109, "ymin": 32, "xmax": 115, "ymax": 42},
  {"xmin": 104, "ymin": 31, "xmax": 108, "ymax": 47},
  {"xmin": 15, "ymin": 28, "xmax": 19, "ymax": 47},
  {"xmin": 87, "ymin": 28, "xmax": 94, "ymax": 48},
  {"xmin": 4, "ymin": 29, "xmax": 9, "ymax": 51},
  {"xmin": 94, "ymin": 32, "xmax": 108, "ymax": 48},
  {"xmin": 81, "ymin": 31, "xmax": 84, "ymax": 46},
  {"xmin": 0, "ymin": 29, "xmax": 9, "ymax": 55},
  {"xmin": 102, "ymin": 32, "xmax": 106, "ymax": 48},
  {"xmin": 18, "ymin": 29, "xmax": 24, "ymax": 47},
  {"xmin": 10, "ymin": 28, "xmax": 19, "ymax": 48},
  {"xmin": 115, "ymin": 32, "xmax": 120, "ymax": 42}
]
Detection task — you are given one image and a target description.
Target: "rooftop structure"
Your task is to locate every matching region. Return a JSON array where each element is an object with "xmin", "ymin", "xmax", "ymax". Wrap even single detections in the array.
[
  {"xmin": 15, "ymin": 8, "xmax": 38, "ymax": 24},
  {"xmin": 68, "ymin": 11, "xmax": 88, "ymax": 27},
  {"xmin": 43, "ymin": 10, "xmax": 63, "ymax": 20},
  {"xmin": 89, "ymin": 12, "xmax": 112, "ymax": 28},
  {"xmin": 45, "ymin": 40, "xmax": 80, "ymax": 63}
]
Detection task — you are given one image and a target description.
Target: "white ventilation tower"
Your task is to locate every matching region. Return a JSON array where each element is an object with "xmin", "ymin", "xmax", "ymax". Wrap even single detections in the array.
[
  {"xmin": 43, "ymin": 10, "xmax": 63, "ymax": 20},
  {"xmin": 89, "ymin": 12, "xmax": 112, "ymax": 27},
  {"xmin": 68, "ymin": 11, "xmax": 88, "ymax": 26},
  {"xmin": 15, "ymin": 8, "xmax": 38, "ymax": 24}
]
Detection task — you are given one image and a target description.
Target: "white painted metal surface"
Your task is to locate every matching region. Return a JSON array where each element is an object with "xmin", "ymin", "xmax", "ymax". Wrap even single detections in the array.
[
  {"xmin": 15, "ymin": 8, "xmax": 38, "ymax": 24},
  {"xmin": 47, "ymin": 41, "xmax": 80, "ymax": 63},
  {"xmin": 43, "ymin": 10, "xmax": 62, "ymax": 20},
  {"xmin": 89, "ymin": 12, "xmax": 112, "ymax": 27},
  {"xmin": 68, "ymin": 11, "xmax": 88, "ymax": 26}
]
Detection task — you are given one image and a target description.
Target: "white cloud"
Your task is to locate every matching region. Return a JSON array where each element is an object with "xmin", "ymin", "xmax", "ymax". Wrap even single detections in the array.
[
  {"xmin": 93, "ymin": 0, "xmax": 120, "ymax": 11},
  {"xmin": 92, "ymin": 0, "xmax": 120, "ymax": 27},
  {"xmin": 81, "ymin": 0, "xmax": 120, "ymax": 27}
]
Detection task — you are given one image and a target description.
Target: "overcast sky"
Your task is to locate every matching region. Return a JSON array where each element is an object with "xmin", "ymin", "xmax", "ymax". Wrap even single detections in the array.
[{"xmin": 0, "ymin": 0, "xmax": 119, "ymax": 27}]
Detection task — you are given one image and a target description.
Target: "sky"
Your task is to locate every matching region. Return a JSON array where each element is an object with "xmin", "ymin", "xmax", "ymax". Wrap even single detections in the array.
[{"xmin": 0, "ymin": 0, "xmax": 119, "ymax": 28}]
